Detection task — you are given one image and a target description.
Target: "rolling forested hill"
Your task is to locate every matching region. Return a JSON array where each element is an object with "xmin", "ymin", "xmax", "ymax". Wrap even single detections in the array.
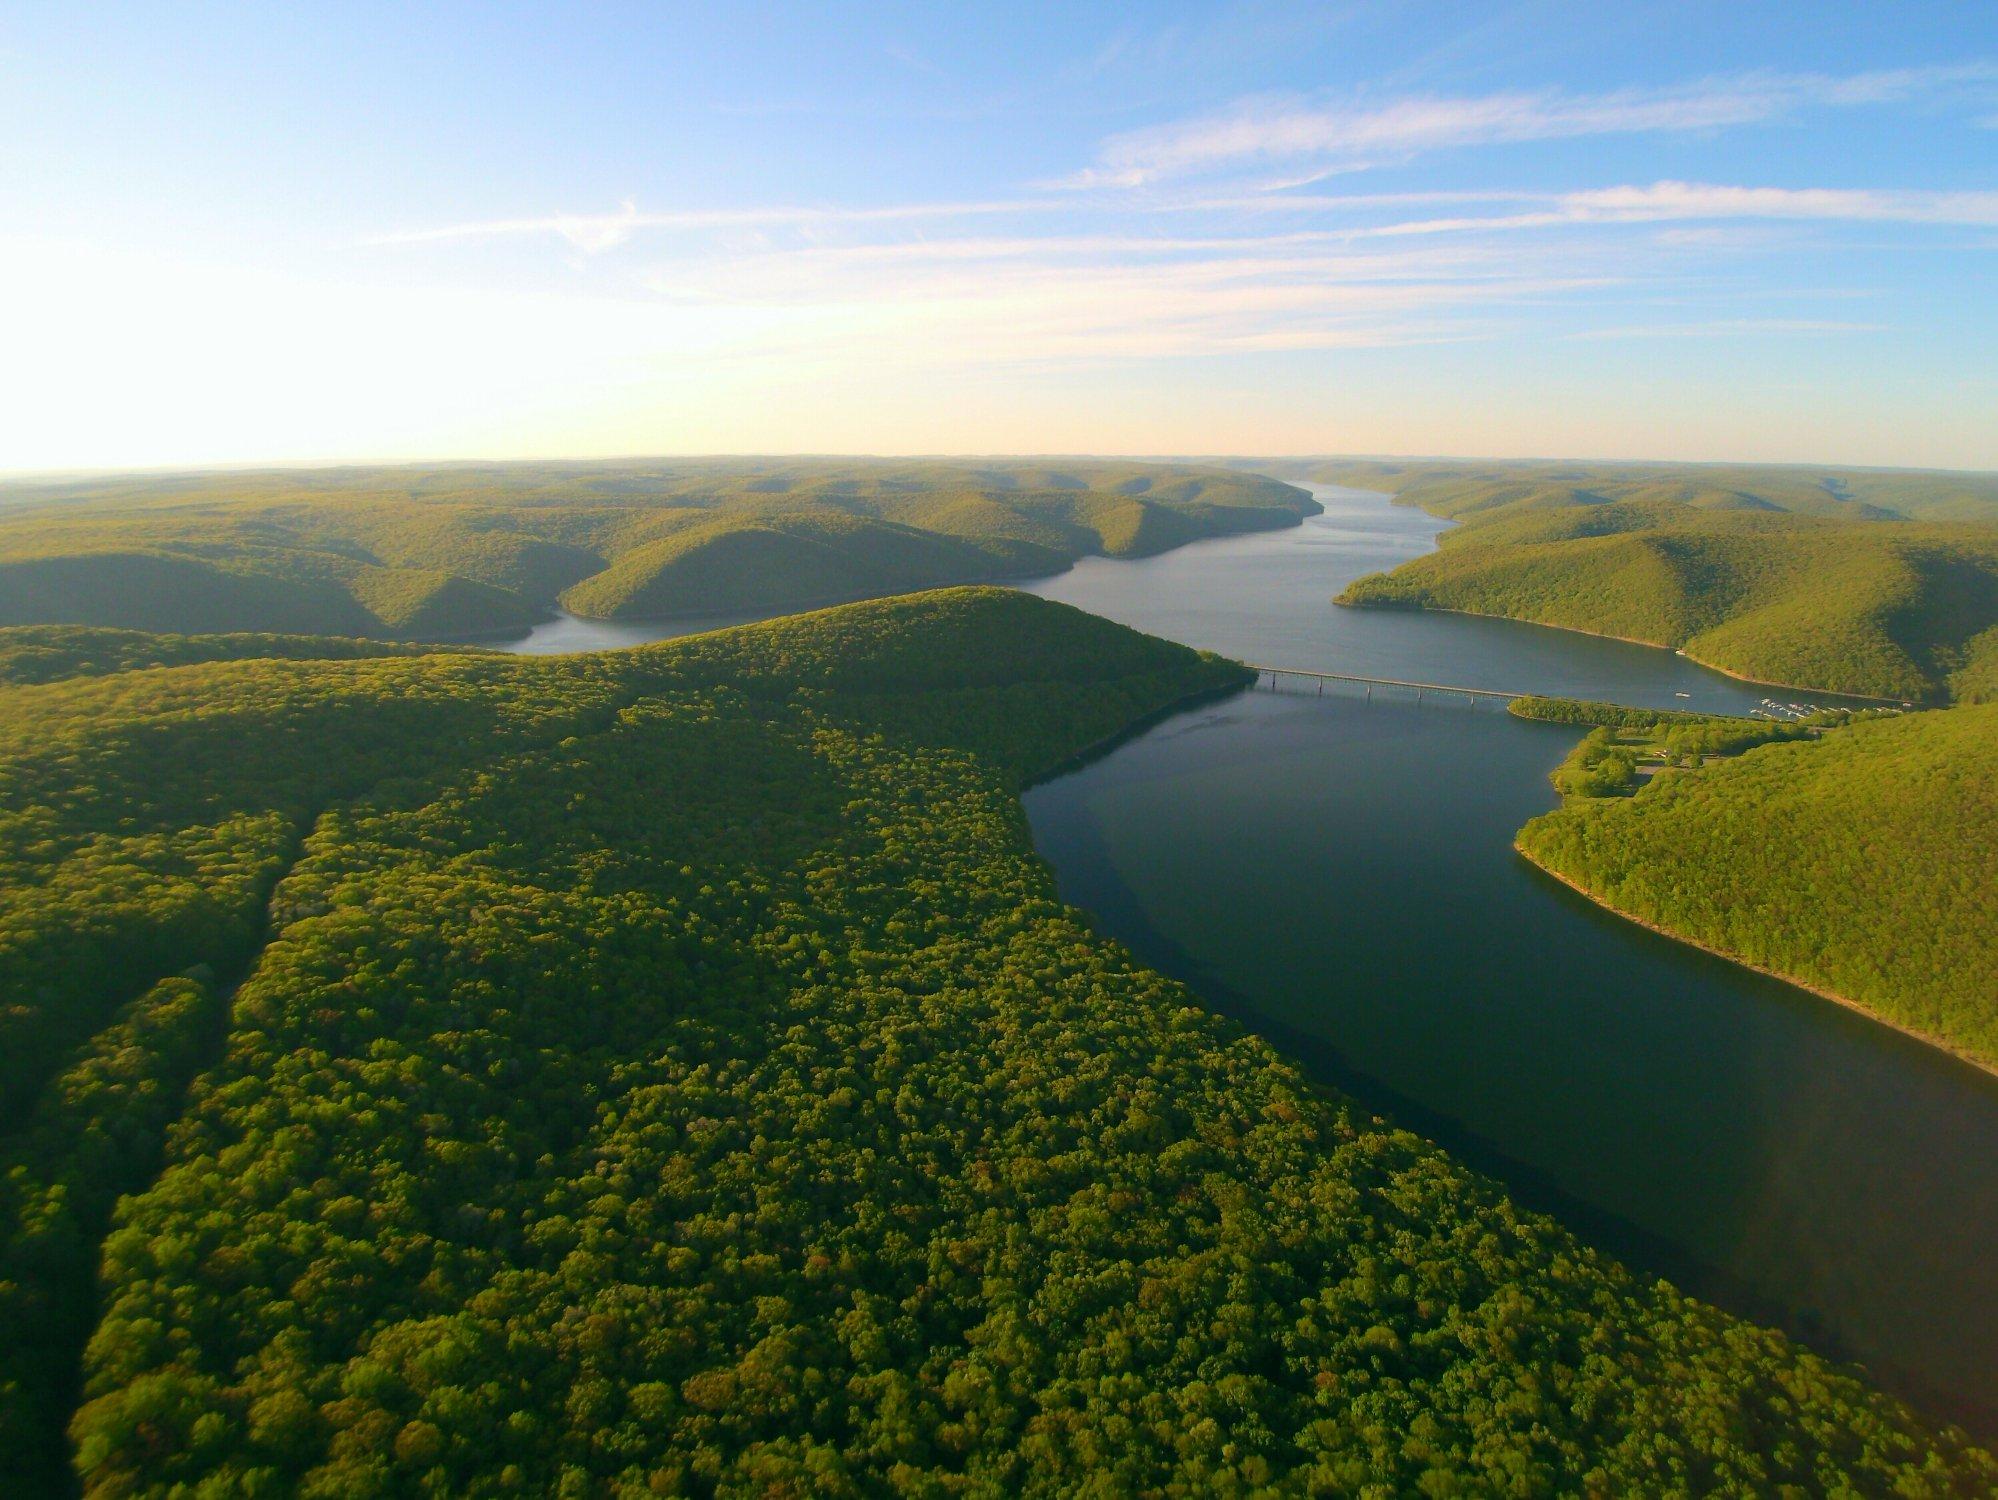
[
  {"xmin": 1252, "ymin": 456, "xmax": 1998, "ymax": 525},
  {"xmin": 0, "ymin": 625, "xmax": 450, "ymax": 687},
  {"xmin": 1328, "ymin": 472, "xmax": 1998, "ymax": 702},
  {"xmin": 3, "ymin": 590, "xmax": 1991, "ymax": 1493},
  {"xmin": 0, "ymin": 459, "xmax": 1314, "ymax": 640},
  {"xmin": 1516, "ymin": 702, "xmax": 1998, "ymax": 1072}
]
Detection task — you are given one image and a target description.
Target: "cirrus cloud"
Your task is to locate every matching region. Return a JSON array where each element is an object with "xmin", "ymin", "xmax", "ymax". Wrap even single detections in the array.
[{"xmin": 1072, "ymin": 64, "xmax": 1998, "ymax": 186}]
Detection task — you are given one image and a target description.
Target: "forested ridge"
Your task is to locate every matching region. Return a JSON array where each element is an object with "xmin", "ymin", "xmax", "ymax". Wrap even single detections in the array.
[
  {"xmin": 1336, "ymin": 495, "xmax": 1998, "ymax": 703},
  {"xmin": 0, "ymin": 625, "xmax": 450, "ymax": 687},
  {"xmin": 1250, "ymin": 457, "xmax": 1998, "ymax": 525},
  {"xmin": 0, "ymin": 459, "xmax": 1315, "ymax": 641},
  {"xmin": 1509, "ymin": 696, "xmax": 1882, "ymax": 798},
  {"xmin": 0, "ymin": 591, "xmax": 1990, "ymax": 1494},
  {"xmin": 1516, "ymin": 702, "xmax": 1998, "ymax": 1073}
]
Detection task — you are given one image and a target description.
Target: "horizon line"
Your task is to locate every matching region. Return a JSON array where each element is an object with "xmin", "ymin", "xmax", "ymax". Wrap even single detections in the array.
[{"xmin": 3, "ymin": 448, "xmax": 1996, "ymax": 486}]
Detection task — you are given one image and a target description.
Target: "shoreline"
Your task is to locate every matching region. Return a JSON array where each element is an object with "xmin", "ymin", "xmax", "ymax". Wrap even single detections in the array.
[
  {"xmin": 1336, "ymin": 599, "xmax": 1907, "ymax": 705},
  {"xmin": 1514, "ymin": 843, "xmax": 1997, "ymax": 1081},
  {"xmin": 455, "ymin": 570, "xmax": 1058, "ymax": 647},
  {"xmin": 1021, "ymin": 669, "xmax": 1254, "ymax": 792},
  {"xmin": 1332, "ymin": 482, "xmax": 1921, "ymax": 705},
  {"xmin": 481, "ymin": 501, "xmax": 1326, "ymax": 647}
]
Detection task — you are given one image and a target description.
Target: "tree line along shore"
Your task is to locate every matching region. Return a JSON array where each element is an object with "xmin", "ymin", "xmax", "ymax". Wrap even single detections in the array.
[{"xmin": 3, "ymin": 591, "xmax": 1992, "ymax": 1493}]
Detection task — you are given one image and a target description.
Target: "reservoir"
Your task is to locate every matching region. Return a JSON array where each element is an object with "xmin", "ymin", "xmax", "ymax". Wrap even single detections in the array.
[
  {"xmin": 1019, "ymin": 485, "xmax": 1998, "ymax": 1437},
  {"xmin": 501, "ymin": 483, "xmax": 1998, "ymax": 1436}
]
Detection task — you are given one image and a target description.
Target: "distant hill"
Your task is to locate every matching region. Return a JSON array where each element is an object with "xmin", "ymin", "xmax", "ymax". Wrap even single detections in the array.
[
  {"xmin": 1318, "ymin": 463, "xmax": 1998, "ymax": 702},
  {"xmin": 560, "ymin": 508, "xmax": 1057, "ymax": 620},
  {"xmin": 3, "ymin": 589, "xmax": 1989, "ymax": 1493},
  {"xmin": 1244, "ymin": 456, "xmax": 1998, "ymax": 525},
  {"xmin": 1516, "ymin": 703, "xmax": 1998, "ymax": 1071},
  {"xmin": 0, "ymin": 624, "xmax": 448, "ymax": 686},
  {"xmin": 0, "ymin": 458, "xmax": 1315, "ymax": 639}
]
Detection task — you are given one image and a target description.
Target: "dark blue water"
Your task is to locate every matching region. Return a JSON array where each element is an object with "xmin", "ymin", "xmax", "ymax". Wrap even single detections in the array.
[
  {"xmin": 1021, "ymin": 484, "xmax": 1860, "ymax": 714},
  {"xmin": 496, "ymin": 483, "xmax": 1996, "ymax": 1433},
  {"xmin": 499, "ymin": 483, "xmax": 1843, "ymax": 714},
  {"xmin": 1019, "ymin": 486, "xmax": 1998, "ymax": 1436}
]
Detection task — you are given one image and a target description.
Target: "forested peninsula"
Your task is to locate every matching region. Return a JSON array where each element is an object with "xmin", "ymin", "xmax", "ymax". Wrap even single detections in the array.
[
  {"xmin": 1314, "ymin": 459, "xmax": 1998, "ymax": 703},
  {"xmin": 0, "ymin": 459, "xmax": 1315, "ymax": 641},
  {"xmin": 1514, "ymin": 698, "xmax": 1998, "ymax": 1073},
  {"xmin": 5, "ymin": 590, "xmax": 1992, "ymax": 1494}
]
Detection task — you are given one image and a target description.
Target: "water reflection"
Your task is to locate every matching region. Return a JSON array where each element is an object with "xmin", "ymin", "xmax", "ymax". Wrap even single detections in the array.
[
  {"xmin": 495, "ymin": 606, "xmax": 777, "ymax": 655},
  {"xmin": 1020, "ymin": 485, "xmax": 1864, "ymax": 715},
  {"xmin": 489, "ymin": 482, "xmax": 1995, "ymax": 1431},
  {"xmin": 1018, "ymin": 488, "xmax": 1997, "ymax": 1436},
  {"xmin": 1025, "ymin": 689, "xmax": 1998, "ymax": 1435}
]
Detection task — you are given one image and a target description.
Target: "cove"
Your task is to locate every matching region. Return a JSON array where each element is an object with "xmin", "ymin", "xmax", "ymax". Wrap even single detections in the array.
[
  {"xmin": 1019, "ymin": 485, "xmax": 1998, "ymax": 1437},
  {"xmin": 490, "ymin": 483, "xmax": 1997, "ymax": 1435},
  {"xmin": 495, "ymin": 605, "xmax": 779, "ymax": 655}
]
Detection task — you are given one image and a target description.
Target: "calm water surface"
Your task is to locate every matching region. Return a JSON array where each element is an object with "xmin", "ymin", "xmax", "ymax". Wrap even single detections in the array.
[
  {"xmin": 498, "ymin": 606, "xmax": 776, "ymax": 655},
  {"xmin": 499, "ymin": 484, "xmax": 1997, "ymax": 1433},
  {"xmin": 1022, "ymin": 486, "xmax": 1998, "ymax": 1435},
  {"xmin": 1022, "ymin": 484, "xmax": 1859, "ymax": 713}
]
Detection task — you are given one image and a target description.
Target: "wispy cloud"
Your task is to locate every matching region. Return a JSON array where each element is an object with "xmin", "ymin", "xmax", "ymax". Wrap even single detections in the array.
[
  {"xmin": 351, "ymin": 40, "xmax": 1998, "ymax": 390},
  {"xmin": 1334, "ymin": 183, "xmax": 1998, "ymax": 239},
  {"xmin": 642, "ymin": 232, "xmax": 1533, "ymax": 290},
  {"xmin": 367, "ymin": 188, "xmax": 1547, "ymax": 256},
  {"xmin": 1073, "ymin": 64, "xmax": 1998, "ymax": 185},
  {"xmin": 366, "ymin": 197, "xmax": 1061, "ymax": 252},
  {"xmin": 1154, "ymin": 188, "xmax": 1544, "ymax": 215},
  {"xmin": 620, "ymin": 223, "xmax": 1626, "ymax": 370},
  {"xmin": 350, "ymin": 169, "xmax": 1990, "ymax": 376},
  {"xmin": 675, "ymin": 260, "xmax": 1595, "ymax": 367},
  {"xmin": 884, "ymin": 42, "xmax": 949, "ymax": 81},
  {"xmin": 371, "ymin": 177, "xmax": 1998, "ymax": 264},
  {"xmin": 1561, "ymin": 182, "xmax": 1998, "ymax": 226},
  {"xmin": 1566, "ymin": 319, "xmax": 1887, "ymax": 341}
]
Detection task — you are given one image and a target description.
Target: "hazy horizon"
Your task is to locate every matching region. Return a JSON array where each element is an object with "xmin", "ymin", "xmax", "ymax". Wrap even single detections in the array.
[
  {"xmin": 6, "ymin": 448, "xmax": 1998, "ymax": 487},
  {"xmin": 11, "ymin": 449, "xmax": 1998, "ymax": 489}
]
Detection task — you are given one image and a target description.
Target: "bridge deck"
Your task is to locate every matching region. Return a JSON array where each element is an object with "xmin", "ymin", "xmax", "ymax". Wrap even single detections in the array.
[{"xmin": 1246, "ymin": 664, "xmax": 1532, "ymax": 699}]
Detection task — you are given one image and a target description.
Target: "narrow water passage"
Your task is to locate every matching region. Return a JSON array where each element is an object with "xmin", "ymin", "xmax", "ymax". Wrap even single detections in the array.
[
  {"xmin": 495, "ymin": 605, "xmax": 778, "ymax": 655},
  {"xmin": 489, "ymin": 482, "xmax": 1996, "ymax": 1432},
  {"xmin": 1024, "ymin": 689, "xmax": 1998, "ymax": 1433},
  {"xmin": 1020, "ymin": 483, "xmax": 1852, "ymax": 714},
  {"xmin": 1018, "ymin": 486, "xmax": 1998, "ymax": 1435}
]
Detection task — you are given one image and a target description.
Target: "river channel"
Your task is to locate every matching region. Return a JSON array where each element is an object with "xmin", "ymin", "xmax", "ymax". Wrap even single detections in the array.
[
  {"xmin": 499, "ymin": 482, "xmax": 1998, "ymax": 1434},
  {"xmin": 1017, "ymin": 484, "xmax": 1998, "ymax": 1436}
]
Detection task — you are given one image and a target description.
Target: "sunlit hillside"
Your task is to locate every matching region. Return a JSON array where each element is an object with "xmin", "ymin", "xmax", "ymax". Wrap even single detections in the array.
[
  {"xmin": 1336, "ymin": 490, "xmax": 1998, "ymax": 702},
  {"xmin": 0, "ymin": 459, "xmax": 1315, "ymax": 639},
  {"xmin": 1255, "ymin": 457, "xmax": 1998, "ymax": 525},
  {"xmin": 3, "ymin": 591, "xmax": 1990, "ymax": 1492},
  {"xmin": 1517, "ymin": 701, "xmax": 1998, "ymax": 1069}
]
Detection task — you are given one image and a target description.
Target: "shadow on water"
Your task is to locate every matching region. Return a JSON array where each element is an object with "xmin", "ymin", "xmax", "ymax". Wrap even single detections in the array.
[
  {"xmin": 493, "ymin": 481, "xmax": 1998, "ymax": 1439},
  {"xmin": 1037, "ymin": 725, "xmax": 1843, "ymax": 1335},
  {"xmin": 1023, "ymin": 682, "xmax": 1998, "ymax": 1443}
]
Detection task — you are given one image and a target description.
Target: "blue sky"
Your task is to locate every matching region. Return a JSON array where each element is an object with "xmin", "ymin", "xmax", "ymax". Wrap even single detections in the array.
[{"xmin": 4, "ymin": 1, "xmax": 1995, "ymax": 470}]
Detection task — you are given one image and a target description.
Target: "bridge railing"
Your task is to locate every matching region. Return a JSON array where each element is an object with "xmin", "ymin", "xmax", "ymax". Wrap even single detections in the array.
[{"xmin": 1246, "ymin": 665, "xmax": 1530, "ymax": 703}]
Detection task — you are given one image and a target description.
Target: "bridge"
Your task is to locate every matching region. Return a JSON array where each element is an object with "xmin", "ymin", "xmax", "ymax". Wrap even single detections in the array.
[{"xmin": 1247, "ymin": 664, "xmax": 1531, "ymax": 705}]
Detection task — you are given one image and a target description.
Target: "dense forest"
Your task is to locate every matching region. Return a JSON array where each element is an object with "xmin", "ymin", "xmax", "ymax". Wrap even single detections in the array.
[
  {"xmin": 0, "ymin": 460, "xmax": 1314, "ymax": 641},
  {"xmin": 2, "ymin": 590, "xmax": 1991, "ymax": 1494},
  {"xmin": 1509, "ymin": 695, "xmax": 1881, "ymax": 795},
  {"xmin": 1249, "ymin": 456, "xmax": 1998, "ymax": 526},
  {"xmin": 1516, "ymin": 702, "xmax": 1998, "ymax": 1072},
  {"xmin": 0, "ymin": 625, "xmax": 447, "ymax": 687},
  {"xmin": 1509, "ymin": 695, "xmax": 1717, "ymax": 730},
  {"xmin": 1515, "ymin": 700, "xmax": 1821, "ymax": 799},
  {"xmin": 1336, "ymin": 495, "xmax": 1998, "ymax": 703}
]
